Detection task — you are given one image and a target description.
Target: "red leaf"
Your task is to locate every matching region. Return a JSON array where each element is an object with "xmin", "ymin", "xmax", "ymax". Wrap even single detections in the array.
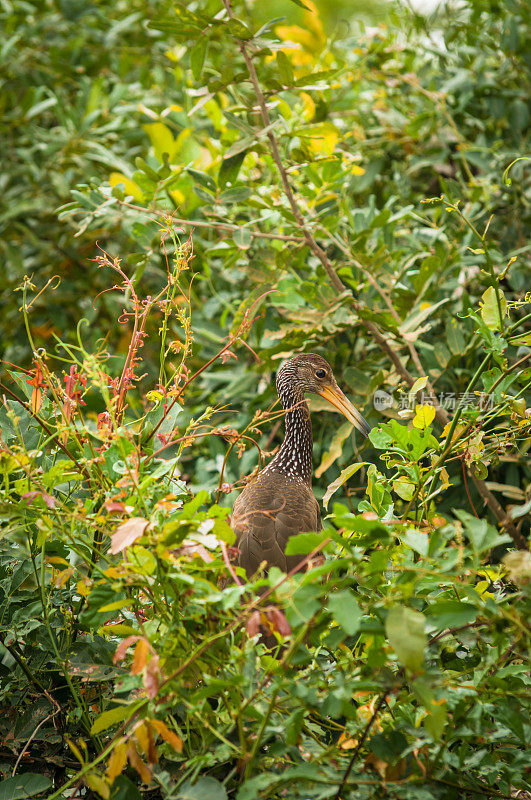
[
  {"xmin": 22, "ymin": 491, "xmax": 57, "ymax": 509},
  {"xmin": 110, "ymin": 517, "xmax": 149, "ymax": 554},
  {"xmin": 113, "ymin": 635, "xmax": 141, "ymax": 664},
  {"xmin": 266, "ymin": 606, "xmax": 292, "ymax": 637},
  {"xmin": 246, "ymin": 611, "xmax": 261, "ymax": 638},
  {"xmin": 144, "ymin": 655, "xmax": 160, "ymax": 699}
]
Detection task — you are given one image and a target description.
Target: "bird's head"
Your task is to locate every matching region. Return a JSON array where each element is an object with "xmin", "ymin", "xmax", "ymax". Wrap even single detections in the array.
[{"xmin": 276, "ymin": 353, "xmax": 371, "ymax": 437}]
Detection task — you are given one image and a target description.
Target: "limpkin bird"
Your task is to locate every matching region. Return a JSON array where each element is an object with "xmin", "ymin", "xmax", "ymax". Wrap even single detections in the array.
[{"xmin": 232, "ymin": 353, "xmax": 370, "ymax": 578}]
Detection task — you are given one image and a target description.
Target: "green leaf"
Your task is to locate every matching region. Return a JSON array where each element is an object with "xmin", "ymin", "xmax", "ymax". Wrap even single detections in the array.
[
  {"xmin": 218, "ymin": 150, "xmax": 246, "ymax": 189},
  {"xmin": 91, "ymin": 703, "xmax": 139, "ymax": 735},
  {"xmin": 426, "ymin": 599, "xmax": 478, "ymax": 629},
  {"xmin": 284, "ymin": 531, "xmax": 327, "ymax": 556},
  {"xmin": 412, "ymin": 678, "xmax": 447, "ymax": 740},
  {"xmin": 177, "ymin": 776, "xmax": 228, "ymax": 800},
  {"xmin": 284, "ymin": 584, "xmax": 321, "ymax": 626},
  {"xmin": 392, "ymin": 478, "xmax": 416, "ymax": 501},
  {"xmin": 0, "ymin": 775, "xmax": 52, "ymax": 800},
  {"xmin": 328, "ymin": 590, "xmax": 362, "ymax": 635},
  {"xmin": 78, "ymin": 583, "xmax": 127, "ymax": 630},
  {"xmin": 323, "ymin": 462, "xmax": 367, "ymax": 509},
  {"xmin": 190, "ymin": 37, "xmax": 208, "ymax": 81},
  {"xmin": 277, "ymin": 51, "xmax": 294, "ymax": 85},
  {"xmin": 480, "ymin": 286, "xmax": 507, "ymax": 330},
  {"xmin": 111, "ymin": 777, "xmax": 142, "ymax": 800},
  {"xmin": 400, "ymin": 528, "xmax": 429, "ymax": 556},
  {"xmin": 186, "ymin": 168, "xmax": 216, "ymax": 193},
  {"xmin": 454, "ymin": 509, "xmax": 511, "ymax": 553},
  {"xmin": 233, "ymin": 226, "xmax": 252, "ymax": 250},
  {"xmin": 370, "ymin": 419, "xmax": 439, "ymax": 459},
  {"xmin": 385, "ymin": 606, "xmax": 426, "ymax": 671},
  {"xmin": 398, "ymin": 298, "xmax": 449, "ymax": 340}
]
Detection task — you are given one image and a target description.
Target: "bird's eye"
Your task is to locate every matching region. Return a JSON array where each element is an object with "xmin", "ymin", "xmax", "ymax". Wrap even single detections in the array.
[{"xmin": 315, "ymin": 369, "xmax": 326, "ymax": 379}]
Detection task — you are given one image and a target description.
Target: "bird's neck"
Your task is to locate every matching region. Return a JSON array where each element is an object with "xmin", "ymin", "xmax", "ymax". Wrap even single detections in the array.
[{"xmin": 266, "ymin": 387, "xmax": 313, "ymax": 486}]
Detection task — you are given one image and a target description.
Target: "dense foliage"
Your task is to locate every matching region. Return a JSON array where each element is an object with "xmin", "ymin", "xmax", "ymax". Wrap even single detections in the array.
[{"xmin": 0, "ymin": 0, "xmax": 530, "ymax": 798}]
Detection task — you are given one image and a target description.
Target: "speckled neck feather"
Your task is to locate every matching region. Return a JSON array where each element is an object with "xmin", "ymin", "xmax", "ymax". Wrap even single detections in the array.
[{"xmin": 263, "ymin": 368, "xmax": 313, "ymax": 486}]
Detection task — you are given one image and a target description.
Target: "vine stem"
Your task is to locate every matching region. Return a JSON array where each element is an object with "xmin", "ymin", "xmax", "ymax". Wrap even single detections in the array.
[{"xmin": 0, "ymin": 380, "xmax": 91, "ymax": 482}]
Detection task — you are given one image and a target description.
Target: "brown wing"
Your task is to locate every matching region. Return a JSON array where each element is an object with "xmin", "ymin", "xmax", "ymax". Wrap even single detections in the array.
[{"xmin": 232, "ymin": 473, "xmax": 321, "ymax": 578}]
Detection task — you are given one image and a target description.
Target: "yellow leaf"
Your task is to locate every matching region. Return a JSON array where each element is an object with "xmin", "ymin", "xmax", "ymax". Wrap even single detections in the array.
[
  {"xmin": 103, "ymin": 567, "xmax": 123, "ymax": 579},
  {"xmin": 315, "ymin": 421, "xmax": 352, "ymax": 478},
  {"xmin": 85, "ymin": 772, "xmax": 110, "ymax": 800},
  {"xmin": 132, "ymin": 638, "xmax": 149, "ymax": 675},
  {"xmin": 106, "ymin": 742, "xmax": 127, "ymax": 784},
  {"xmin": 109, "ymin": 173, "xmax": 144, "ymax": 202},
  {"xmin": 142, "ymin": 122, "xmax": 177, "ymax": 162},
  {"xmin": 169, "ymin": 188, "xmax": 185, "ymax": 206},
  {"xmin": 440, "ymin": 421, "xmax": 467, "ymax": 442},
  {"xmin": 409, "ymin": 376, "xmax": 429, "ymax": 396},
  {"xmin": 99, "ymin": 623, "xmax": 139, "ymax": 638},
  {"xmin": 276, "ymin": 0, "xmax": 325, "ymax": 58},
  {"xmin": 203, "ymin": 98, "xmax": 224, "ymax": 129},
  {"xmin": 53, "ymin": 567, "xmax": 74, "ymax": 588},
  {"xmin": 97, "ymin": 599, "xmax": 134, "ymax": 613},
  {"xmin": 148, "ymin": 718, "xmax": 184, "ymax": 752},
  {"xmin": 304, "ymin": 122, "xmax": 338, "ymax": 156},
  {"xmin": 76, "ymin": 579, "xmax": 91, "ymax": 597},
  {"xmin": 277, "ymin": 25, "xmax": 318, "ymax": 51},
  {"xmin": 323, "ymin": 462, "xmax": 367, "ymax": 510},
  {"xmin": 413, "ymin": 404, "xmax": 436, "ymax": 429},
  {"xmin": 439, "ymin": 467, "xmax": 451, "ymax": 489},
  {"xmin": 135, "ymin": 722, "xmax": 150, "ymax": 757},
  {"xmin": 66, "ymin": 738, "xmax": 85, "ymax": 765},
  {"xmin": 276, "ymin": 97, "xmax": 292, "ymax": 120},
  {"xmin": 300, "ymin": 92, "xmax": 316, "ymax": 121},
  {"xmin": 127, "ymin": 742, "xmax": 152, "ymax": 785},
  {"xmin": 338, "ymin": 731, "xmax": 358, "ymax": 749}
]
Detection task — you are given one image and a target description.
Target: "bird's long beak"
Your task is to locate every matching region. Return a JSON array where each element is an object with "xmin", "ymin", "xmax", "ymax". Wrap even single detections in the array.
[{"xmin": 318, "ymin": 385, "xmax": 371, "ymax": 437}]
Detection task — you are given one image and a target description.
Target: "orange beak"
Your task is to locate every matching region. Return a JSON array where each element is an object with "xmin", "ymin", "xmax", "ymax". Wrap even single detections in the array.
[{"xmin": 318, "ymin": 384, "xmax": 371, "ymax": 437}]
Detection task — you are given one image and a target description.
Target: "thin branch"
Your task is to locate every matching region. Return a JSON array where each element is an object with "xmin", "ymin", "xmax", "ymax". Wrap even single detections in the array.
[
  {"xmin": 220, "ymin": 3, "xmax": 524, "ymax": 549},
  {"xmin": 12, "ymin": 711, "xmax": 59, "ymax": 776},
  {"xmin": 333, "ymin": 692, "xmax": 389, "ymax": 800},
  {"xmin": 158, "ymin": 537, "xmax": 332, "ymax": 691},
  {"xmin": 221, "ymin": 541, "xmax": 242, "ymax": 586},
  {"xmin": 222, "ymin": 0, "xmax": 345, "ymax": 293},
  {"xmin": 115, "ymin": 200, "xmax": 303, "ymax": 243}
]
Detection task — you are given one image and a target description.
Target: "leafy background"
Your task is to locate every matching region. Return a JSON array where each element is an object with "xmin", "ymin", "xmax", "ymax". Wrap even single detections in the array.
[{"xmin": 0, "ymin": 0, "xmax": 529, "ymax": 798}]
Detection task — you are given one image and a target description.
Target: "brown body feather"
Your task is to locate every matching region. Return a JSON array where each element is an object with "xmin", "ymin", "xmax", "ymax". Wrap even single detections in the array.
[
  {"xmin": 232, "ymin": 473, "xmax": 322, "ymax": 577},
  {"xmin": 231, "ymin": 354, "xmax": 369, "ymax": 579}
]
